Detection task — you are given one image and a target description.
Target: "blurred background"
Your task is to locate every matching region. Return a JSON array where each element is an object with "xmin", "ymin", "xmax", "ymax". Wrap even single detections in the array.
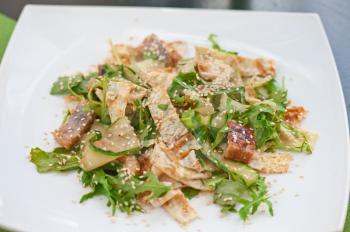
[{"xmin": 0, "ymin": 0, "xmax": 349, "ymax": 120}]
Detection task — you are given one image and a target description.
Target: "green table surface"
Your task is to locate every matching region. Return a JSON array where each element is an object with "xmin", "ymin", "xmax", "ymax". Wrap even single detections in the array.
[
  {"xmin": 0, "ymin": 12, "xmax": 349, "ymax": 232},
  {"xmin": 0, "ymin": 14, "xmax": 15, "ymax": 62},
  {"xmin": 0, "ymin": 14, "xmax": 14, "ymax": 232}
]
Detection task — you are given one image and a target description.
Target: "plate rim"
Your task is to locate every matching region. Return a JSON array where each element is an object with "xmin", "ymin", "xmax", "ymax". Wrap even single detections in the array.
[{"xmin": 0, "ymin": 5, "xmax": 349, "ymax": 231}]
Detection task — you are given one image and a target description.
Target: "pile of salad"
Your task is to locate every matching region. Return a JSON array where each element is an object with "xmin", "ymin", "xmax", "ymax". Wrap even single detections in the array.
[{"xmin": 30, "ymin": 34, "xmax": 317, "ymax": 224}]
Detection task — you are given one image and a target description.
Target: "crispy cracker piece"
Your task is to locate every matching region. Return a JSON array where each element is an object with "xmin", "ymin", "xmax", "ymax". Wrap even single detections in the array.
[
  {"xmin": 106, "ymin": 79, "xmax": 147, "ymax": 123},
  {"xmin": 149, "ymin": 143, "xmax": 211, "ymax": 181},
  {"xmin": 163, "ymin": 191, "xmax": 198, "ymax": 225},
  {"xmin": 284, "ymin": 106, "xmax": 307, "ymax": 126},
  {"xmin": 236, "ymin": 56, "xmax": 276, "ymax": 78},
  {"xmin": 249, "ymin": 152, "xmax": 293, "ymax": 174},
  {"xmin": 195, "ymin": 47, "xmax": 242, "ymax": 88}
]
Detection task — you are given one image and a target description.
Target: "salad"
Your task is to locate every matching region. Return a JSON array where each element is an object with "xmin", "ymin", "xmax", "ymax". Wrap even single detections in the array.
[{"xmin": 29, "ymin": 34, "xmax": 317, "ymax": 225}]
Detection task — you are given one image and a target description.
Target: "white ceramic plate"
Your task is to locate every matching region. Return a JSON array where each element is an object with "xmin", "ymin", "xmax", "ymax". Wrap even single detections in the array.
[{"xmin": 0, "ymin": 5, "xmax": 348, "ymax": 232}]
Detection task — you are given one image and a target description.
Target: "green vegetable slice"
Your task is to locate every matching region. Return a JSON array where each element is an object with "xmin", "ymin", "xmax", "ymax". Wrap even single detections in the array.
[
  {"xmin": 180, "ymin": 110, "xmax": 209, "ymax": 143},
  {"xmin": 88, "ymin": 117, "xmax": 141, "ymax": 157},
  {"xmin": 80, "ymin": 118, "xmax": 140, "ymax": 171},
  {"xmin": 88, "ymin": 132, "xmax": 140, "ymax": 157}
]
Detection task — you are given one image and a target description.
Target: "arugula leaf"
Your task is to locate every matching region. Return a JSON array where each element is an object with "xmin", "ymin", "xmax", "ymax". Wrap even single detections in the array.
[
  {"xmin": 208, "ymin": 112, "xmax": 234, "ymax": 149},
  {"xmin": 30, "ymin": 147, "xmax": 80, "ymax": 173},
  {"xmin": 208, "ymin": 34, "xmax": 238, "ymax": 55},
  {"xmin": 99, "ymin": 64, "xmax": 124, "ymax": 78},
  {"xmin": 62, "ymin": 109, "xmax": 71, "ymax": 124},
  {"xmin": 255, "ymin": 79, "xmax": 287, "ymax": 113},
  {"xmin": 157, "ymin": 104, "xmax": 168, "ymax": 111},
  {"xmin": 168, "ymin": 72, "xmax": 203, "ymax": 107},
  {"xmin": 50, "ymin": 75, "xmax": 83, "ymax": 95},
  {"xmin": 180, "ymin": 109, "xmax": 260, "ymax": 184},
  {"xmin": 210, "ymin": 86, "xmax": 246, "ymax": 104},
  {"xmin": 202, "ymin": 158, "xmax": 273, "ymax": 220},
  {"xmin": 73, "ymin": 72, "xmax": 98, "ymax": 95},
  {"xmin": 80, "ymin": 168, "xmax": 131, "ymax": 215},
  {"xmin": 273, "ymin": 122, "xmax": 313, "ymax": 154},
  {"xmin": 85, "ymin": 77, "xmax": 111, "ymax": 125},
  {"xmin": 180, "ymin": 111, "xmax": 260, "ymax": 186},
  {"xmin": 50, "ymin": 72, "xmax": 98, "ymax": 97},
  {"xmin": 99, "ymin": 64, "xmax": 145, "ymax": 87},
  {"xmin": 205, "ymin": 173, "xmax": 227, "ymax": 189},
  {"xmin": 238, "ymin": 177, "xmax": 273, "ymax": 220},
  {"xmin": 180, "ymin": 113, "xmax": 273, "ymax": 220},
  {"xmin": 80, "ymin": 166, "xmax": 169, "ymax": 215},
  {"xmin": 239, "ymin": 103, "xmax": 281, "ymax": 148},
  {"xmin": 181, "ymin": 109, "xmax": 232, "ymax": 150},
  {"xmin": 168, "ymin": 72, "xmax": 215, "ymax": 115},
  {"xmin": 181, "ymin": 187, "xmax": 200, "ymax": 199},
  {"xmin": 134, "ymin": 172, "xmax": 170, "ymax": 199},
  {"xmin": 208, "ymin": 95, "xmax": 248, "ymax": 149},
  {"xmin": 131, "ymin": 99, "xmax": 157, "ymax": 146},
  {"xmin": 213, "ymin": 177, "xmax": 273, "ymax": 221}
]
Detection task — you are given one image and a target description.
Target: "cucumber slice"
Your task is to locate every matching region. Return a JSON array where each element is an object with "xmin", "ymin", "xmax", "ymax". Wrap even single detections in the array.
[{"xmin": 81, "ymin": 117, "xmax": 140, "ymax": 171}]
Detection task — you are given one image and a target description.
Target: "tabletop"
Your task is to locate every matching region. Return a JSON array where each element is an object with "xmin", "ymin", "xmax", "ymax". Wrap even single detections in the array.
[{"xmin": 1, "ymin": 0, "xmax": 349, "ymax": 121}]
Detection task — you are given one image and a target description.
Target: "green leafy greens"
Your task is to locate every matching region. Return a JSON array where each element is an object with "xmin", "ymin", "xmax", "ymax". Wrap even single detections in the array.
[
  {"xmin": 131, "ymin": 99, "xmax": 157, "ymax": 147},
  {"xmin": 255, "ymin": 79, "xmax": 288, "ymax": 113},
  {"xmin": 50, "ymin": 72, "xmax": 98, "ymax": 96},
  {"xmin": 157, "ymin": 104, "xmax": 169, "ymax": 111},
  {"xmin": 85, "ymin": 76, "xmax": 111, "ymax": 124},
  {"xmin": 179, "ymin": 107, "xmax": 273, "ymax": 220},
  {"xmin": 98, "ymin": 64, "xmax": 145, "ymax": 87},
  {"xmin": 80, "ymin": 164, "xmax": 170, "ymax": 215},
  {"xmin": 181, "ymin": 187, "xmax": 200, "ymax": 199},
  {"xmin": 239, "ymin": 103, "xmax": 281, "ymax": 148},
  {"xmin": 212, "ymin": 177, "xmax": 273, "ymax": 220},
  {"xmin": 181, "ymin": 110, "xmax": 209, "ymax": 143},
  {"xmin": 273, "ymin": 122, "xmax": 313, "ymax": 154},
  {"xmin": 168, "ymin": 72, "xmax": 203, "ymax": 107},
  {"xmin": 50, "ymin": 74, "xmax": 84, "ymax": 95},
  {"xmin": 30, "ymin": 147, "xmax": 80, "ymax": 173},
  {"xmin": 208, "ymin": 34, "xmax": 238, "ymax": 55},
  {"xmin": 31, "ymin": 34, "xmax": 318, "ymax": 224}
]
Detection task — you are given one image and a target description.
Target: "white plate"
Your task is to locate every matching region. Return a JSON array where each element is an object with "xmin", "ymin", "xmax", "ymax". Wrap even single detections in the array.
[{"xmin": 0, "ymin": 5, "xmax": 348, "ymax": 232}]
